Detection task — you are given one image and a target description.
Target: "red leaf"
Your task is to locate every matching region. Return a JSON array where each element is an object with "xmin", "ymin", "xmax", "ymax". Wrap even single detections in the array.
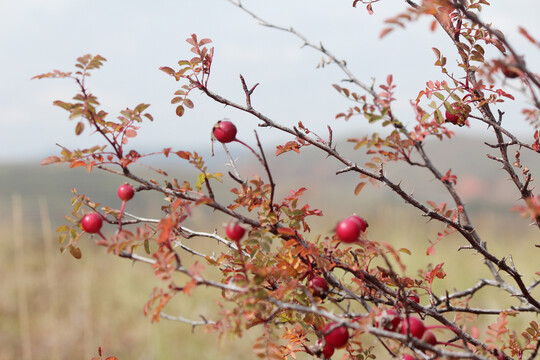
[
  {"xmin": 176, "ymin": 151, "xmax": 190, "ymax": 159},
  {"xmin": 159, "ymin": 66, "xmax": 175, "ymax": 75},
  {"xmin": 125, "ymin": 129, "xmax": 137, "ymax": 138}
]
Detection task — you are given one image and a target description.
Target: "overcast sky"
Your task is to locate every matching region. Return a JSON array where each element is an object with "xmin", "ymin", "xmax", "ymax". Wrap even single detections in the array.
[{"xmin": 1, "ymin": 0, "xmax": 539, "ymax": 163}]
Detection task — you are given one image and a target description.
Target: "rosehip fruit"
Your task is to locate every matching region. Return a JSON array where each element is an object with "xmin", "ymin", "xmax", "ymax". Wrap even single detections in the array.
[
  {"xmin": 316, "ymin": 339, "xmax": 335, "ymax": 359},
  {"xmin": 408, "ymin": 291, "xmax": 420, "ymax": 303},
  {"xmin": 500, "ymin": 56, "xmax": 521, "ymax": 79},
  {"xmin": 346, "ymin": 214, "xmax": 368, "ymax": 232},
  {"xmin": 501, "ymin": 66, "xmax": 520, "ymax": 78},
  {"xmin": 323, "ymin": 322, "xmax": 349, "ymax": 349},
  {"xmin": 336, "ymin": 218, "xmax": 361, "ymax": 243},
  {"xmin": 445, "ymin": 103, "xmax": 469, "ymax": 126},
  {"xmin": 375, "ymin": 309, "xmax": 401, "ymax": 332},
  {"xmin": 226, "ymin": 223, "xmax": 246, "ymax": 242},
  {"xmin": 213, "ymin": 120, "xmax": 237, "ymax": 143},
  {"xmin": 421, "ymin": 330, "xmax": 437, "ymax": 346},
  {"xmin": 81, "ymin": 213, "xmax": 103, "ymax": 234},
  {"xmin": 400, "ymin": 317, "xmax": 426, "ymax": 339},
  {"xmin": 309, "ymin": 276, "xmax": 330, "ymax": 299},
  {"xmin": 117, "ymin": 183, "xmax": 135, "ymax": 201}
]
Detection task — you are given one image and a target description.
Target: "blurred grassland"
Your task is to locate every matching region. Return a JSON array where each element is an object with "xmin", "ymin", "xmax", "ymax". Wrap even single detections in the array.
[{"xmin": 1, "ymin": 138, "xmax": 540, "ymax": 359}]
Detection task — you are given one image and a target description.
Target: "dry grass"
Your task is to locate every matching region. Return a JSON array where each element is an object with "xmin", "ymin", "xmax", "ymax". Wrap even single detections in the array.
[{"xmin": 1, "ymin": 162, "xmax": 539, "ymax": 359}]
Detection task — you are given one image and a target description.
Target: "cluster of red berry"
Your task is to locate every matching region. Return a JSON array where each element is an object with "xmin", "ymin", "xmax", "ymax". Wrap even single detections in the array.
[
  {"xmin": 316, "ymin": 322, "xmax": 349, "ymax": 359},
  {"xmin": 335, "ymin": 214, "xmax": 368, "ymax": 243},
  {"xmin": 375, "ymin": 304, "xmax": 461, "ymax": 360},
  {"xmin": 80, "ymin": 183, "xmax": 135, "ymax": 236}
]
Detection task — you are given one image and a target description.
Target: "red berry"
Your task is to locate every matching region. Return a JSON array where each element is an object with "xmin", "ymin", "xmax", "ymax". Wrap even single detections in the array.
[
  {"xmin": 400, "ymin": 317, "xmax": 426, "ymax": 339},
  {"xmin": 408, "ymin": 291, "xmax": 420, "ymax": 303},
  {"xmin": 213, "ymin": 120, "xmax": 237, "ymax": 143},
  {"xmin": 336, "ymin": 218, "xmax": 361, "ymax": 243},
  {"xmin": 402, "ymin": 355, "xmax": 416, "ymax": 360},
  {"xmin": 445, "ymin": 103, "xmax": 469, "ymax": 126},
  {"xmin": 117, "ymin": 183, "xmax": 135, "ymax": 201},
  {"xmin": 323, "ymin": 322, "xmax": 349, "ymax": 349},
  {"xmin": 375, "ymin": 309, "xmax": 401, "ymax": 332},
  {"xmin": 421, "ymin": 330, "xmax": 437, "ymax": 346},
  {"xmin": 501, "ymin": 66, "xmax": 520, "ymax": 78},
  {"xmin": 346, "ymin": 214, "xmax": 368, "ymax": 232},
  {"xmin": 81, "ymin": 213, "xmax": 103, "ymax": 234},
  {"xmin": 226, "ymin": 223, "xmax": 246, "ymax": 242},
  {"xmin": 316, "ymin": 340, "xmax": 335, "ymax": 359},
  {"xmin": 500, "ymin": 56, "xmax": 521, "ymax": 79},
  {"xmin": 309, "ymin": 276, "xmax": 330, "ymax": 299}
]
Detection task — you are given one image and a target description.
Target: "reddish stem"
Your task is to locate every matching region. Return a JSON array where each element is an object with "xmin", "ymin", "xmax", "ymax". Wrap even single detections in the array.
[{"xmin": 234, "ymin": 138, "xmax": 264, "ymax": 166}]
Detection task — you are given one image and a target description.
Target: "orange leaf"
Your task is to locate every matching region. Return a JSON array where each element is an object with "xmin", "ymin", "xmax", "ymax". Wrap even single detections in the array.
[
  {"xmin": 278, "ymin": 227, "xmax": 296, "ymax": 236},
  {"xmin": 41, "ymin": 156, "xmax": 61, "ymax": 165}
]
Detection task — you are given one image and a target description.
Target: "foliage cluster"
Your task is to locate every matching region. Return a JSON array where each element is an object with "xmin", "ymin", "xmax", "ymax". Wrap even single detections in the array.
[{"xmin": 34, "ymin": 1, "xmax": 540, "ymax": 359}]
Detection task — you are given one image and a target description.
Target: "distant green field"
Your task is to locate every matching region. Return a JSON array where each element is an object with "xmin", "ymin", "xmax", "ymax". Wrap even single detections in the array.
[{"xmin": 1, "ymin": 140, "xmax": 539, "ymax": 359}]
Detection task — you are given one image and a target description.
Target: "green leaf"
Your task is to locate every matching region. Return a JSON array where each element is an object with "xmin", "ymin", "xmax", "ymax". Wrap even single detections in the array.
[
  {"xmin": 69, "ymin": 108, "xmax": 83, "ymax": 120},
  {"xmin": 450, "ymin": 93, "xmax": 461, "ymax": 102},
  {"xmin": 434, "ymin": 109, "xmax": 443, "ymax": 124},
  {"xmin": 433, "ymin": 92, "xmax": 445, "ymax": 101},
  {"xmin": 144, "ymin": 239, "xmax": 151, "ymax": 254},
  {"xmin": 57, "ymin": 225, "xmax": 70, "ymax": 232},
  {"xmin": 134, "ymin": 103, "xmax": 150, "ymax": 113},
  {"xmin": 399, "ymin": 248, "xmax": 411, "ymax": 255},
  {"xmin": 75, "ymin": 121, "xmax": 84, "ymax": 135}
]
